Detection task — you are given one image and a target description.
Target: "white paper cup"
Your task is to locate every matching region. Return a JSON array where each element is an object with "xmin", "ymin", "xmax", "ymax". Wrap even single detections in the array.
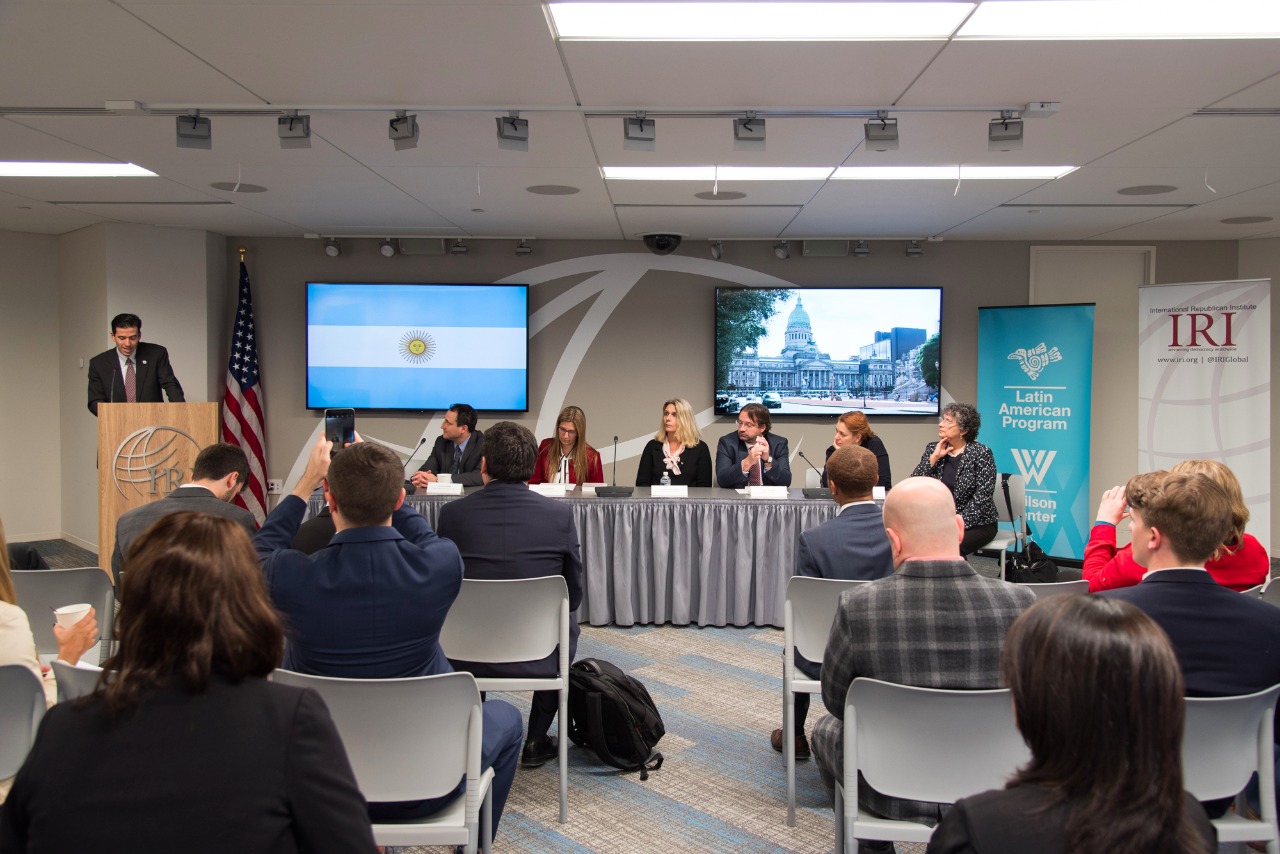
[
  {"xmin": 54, "ymin": 603, "xmax": 92, "ymax": 629},
  {"xmin": 437, "ymin": 473, "xmax": 453, "ymax": 485}
]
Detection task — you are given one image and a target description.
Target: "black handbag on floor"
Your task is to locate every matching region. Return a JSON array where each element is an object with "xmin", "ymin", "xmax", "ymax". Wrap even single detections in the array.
[
  {"xmin": 1000, "ymin": 474, "xmax": 1059, "ymax": 584},
  {"xmin": 567, "ymin": 658, "xmax": 665, "ymax": 780}
]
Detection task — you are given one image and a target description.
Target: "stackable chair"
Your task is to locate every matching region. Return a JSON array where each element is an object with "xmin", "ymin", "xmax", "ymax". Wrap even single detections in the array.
[
  {"xmin": 980, "ymin": 473, "xmax": 1027, "ymax": 580},
  {"xmin": 11, "ymin": 567, "xmax": 115, "ymax": 665},
  {"xmin": 1024, "ymin": 579, "xmax": 1090, "ymax": 598},
  {"xmin": 51, "ymin": 660, "xmax": 105, "ymax": 702},
  {"xmin": 1262, "ymin": 578, "xmax": 1280, "ymax": 608},
  {"xmin": 834, "ymin": 677, "xmax": 1029, "ymax": 853},
  {"xmin": 783, "ymin": 575, "xmax": 868, "ymax": 826},
  {"xmin": 1182, "ymin": 684, "xmax": 1280, "ymax": 853},
  {"xmin": 272, "ymin": 670, "xmax": 493, "ymax": 854},
  {"xmin": 0, "ymin": 664, "xmax": 46, "ymax": 781},
  {"xmin": 440, "ymin": 575, "xmax": 571, "ymax": 823}
]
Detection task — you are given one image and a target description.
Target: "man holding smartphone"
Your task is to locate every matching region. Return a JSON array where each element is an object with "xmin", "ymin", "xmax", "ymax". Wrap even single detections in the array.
[{"xmin": 410, "ymin": 403, "xmax": 485, "ymax": 488}]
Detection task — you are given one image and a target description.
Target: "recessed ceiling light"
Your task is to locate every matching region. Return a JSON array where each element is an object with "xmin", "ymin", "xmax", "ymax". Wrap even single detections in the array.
[
  {"xmin": 833, "ymin": 166, "xmax": 1076, "ymax": 180},
  {"xmin": 526, "ymin": 184, "xmax": 580, "ymax": 195},
  {"xmin": 604, "ymin": 166, "xmax": 832, "ymax": 181},
  {"xmin": 694, "ymin": 190, "xmax": 747, "ymax": 200},
  {"xmin": 1220, "ymin": 216, "xmax": 1274, "ymax": 225},
  {"xmin": 210, "ymin": 181, "xmax": 268, "ymax": 193},
  {"xmin": 1117, "ymin": 184, "xmax": 1178, "ymax": 196},
  {"xmin": 0, "ymin": 162, "xmax": 157, "ymax": 177},
  {"xmin": 549, "ymin": 2, "xmax": 975, "ymax": 40},
  {"xmin": 956, "ymin": 0, "xmax": 1280, "ymax": 40}
]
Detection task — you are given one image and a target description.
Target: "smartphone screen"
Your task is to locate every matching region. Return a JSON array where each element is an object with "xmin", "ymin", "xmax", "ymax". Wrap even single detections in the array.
[{"xmin": 324, "ymin": 408, "xmax": 355, "ymax": 454}]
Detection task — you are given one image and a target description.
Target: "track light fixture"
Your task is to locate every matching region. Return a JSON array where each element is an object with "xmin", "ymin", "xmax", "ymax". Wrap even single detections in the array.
[
  {"xmin": 905, "ymin": 240, "xmax": 923, "ymax": 257},
  {"xmin": 277, "ymin": 111, "xmax": 311, "ymax": 149},
  {"xmin": 623, "ymin": 112, "xmax": 656, "ymax": 152},
  {"xmin": 175, "ymin": 111, "xmax": 211, "ymax": 150},
  {"xmin": 389, "ymin": 110, "xmax": 419, "ymax": 151},
  {"xmin": 773, "ymin": 241, "xmax": 790, "ymax": 260},
  {"xmin": 989, "ymin": 110, "xmax": 1024, "ymax": 151},
  {"xmin": 853, "ymin": 240, "xmax": 870, "ymax": 258},
  {"xmin": 710, "ymin": 240, "xmax": 723, "ymax": 260},
  {"xmin": 450, "ymin": 239, "xmax": 469, "ymax": 256},
  {"xmin": 514, "ymin": 239, "xmax": 533, "ymax": 256},
  {"xmin": 864, "ymin": 111, "xmax": 898, "ymax": 152},
  {"xmin": 323, "ymin": 237, "xmax": 341, "ymax": 258},
  {"xmin": 734, "ymin": 113, "xmax": 766, "ymax": 150},
  {"xmin": 379, "ymin": 238, "xmax": 396, "ymax": 258},
  {"xmin": 497, "ymin": 111, "xmax": 529, "ymax": 151}
]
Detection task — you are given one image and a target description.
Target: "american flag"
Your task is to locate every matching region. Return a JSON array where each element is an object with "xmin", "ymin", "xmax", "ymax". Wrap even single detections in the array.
[{"xmin": 222, "ymin": 261, "xmax": 268, "ymax": 524}]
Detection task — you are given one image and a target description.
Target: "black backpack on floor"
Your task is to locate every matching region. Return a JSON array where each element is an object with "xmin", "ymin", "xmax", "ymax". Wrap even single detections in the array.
[{"xmin": 567, "ymin": 658, "xmax": 665, "ymax": 780}]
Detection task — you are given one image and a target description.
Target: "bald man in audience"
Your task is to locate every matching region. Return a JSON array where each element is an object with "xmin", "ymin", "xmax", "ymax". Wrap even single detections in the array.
[
  {"xmin": 810, "ymin": 477, "xmax": 1035, "ymax": 854},
  {"xmin": 771, "ymin": 444, "xmax": 894, "ymax": 760},
  {"xmin": 1101, "ymin": 470, "xmax": 1280, "ymax": 819}
]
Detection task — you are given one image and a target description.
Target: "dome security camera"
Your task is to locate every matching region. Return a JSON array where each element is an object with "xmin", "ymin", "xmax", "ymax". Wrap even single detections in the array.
[{"xmin": 642, "ymin": 233, "xmax": 683, "ymax": 256}]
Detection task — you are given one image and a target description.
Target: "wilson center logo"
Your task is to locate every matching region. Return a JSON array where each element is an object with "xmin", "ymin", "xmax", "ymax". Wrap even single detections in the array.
[{"xmin": 1010, "ymin": 449, "xmax": 1057, "ymax": 487}]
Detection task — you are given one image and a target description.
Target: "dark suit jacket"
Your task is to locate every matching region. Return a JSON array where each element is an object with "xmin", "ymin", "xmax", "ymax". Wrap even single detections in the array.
[
  {"xmin": 715, "ymin": 431, "xmax": 792, "ymax": 488},
  {"xmin": 292, "ymin": 506, "xmax": 337, "ymax": 555},
  {"xmin": 416, "ymin": 429, "xmax": 485, "ymax": 487},
  {"xmin": 87, "ymin": 342, "xmax": 185, "ymax": 415},
  {"xmin": 255, "ymin": 496, "xmax": 463, "ymax": 679},
  {"xmin": 0, "ymin": 676, "xmax": 375, "ymax": 854},
  {"xmin": 634, "ymin": 439, "xmax": 713, "ymax": 487},
  {"xmin": 112, "ymin": 486, "xmax": 257, "ymax": 585},
  {"xmin": 436, "ymin": 481, "xmax": 583, "ymax": 677}
]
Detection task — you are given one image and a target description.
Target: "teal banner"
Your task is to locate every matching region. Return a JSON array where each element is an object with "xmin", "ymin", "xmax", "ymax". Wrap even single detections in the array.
[{"xmin": 977, "ymin": 305, "xmax": 1095, "ymax": 560}]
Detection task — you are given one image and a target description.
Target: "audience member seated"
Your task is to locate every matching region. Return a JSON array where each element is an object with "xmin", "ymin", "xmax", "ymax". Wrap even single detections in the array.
[
  {"xmin": 821, "ymin": 411, "xmax": 891, "ymax": 491},
  {"xmin": 0, "ymin": 515, "xmax": 97, "ymax": 805},
  {"xmin": 810, "ymin": 477, "xmax": 1034, "ymax": 853},
  {"xmin": 1084, "ymin": 458, "xmax": 1268, "ymax": 592},
  {"xmin": 911, "ymin": 403, "xmax": 998, "ymax": 555},
  {"xmin": 771, "ymin": 444, "xmax": 894, "ymax": 760},
  {"xmin": 409, "ymin": 402, "xmax": 485, "ymax": 490},
  {"xmin": 715, "ymin": 402, "xmax": 792, "ymax": 488},
  {"xmin": 5, "ymin": 543, "xmax": 47, "ymax": 571},
  {"xmin": 1100, "ymin": 469, "xmax": 1280, "ymax": 820},
  {"xmin": 635, "ymin": 398, "xmax": 713, "ymax": 487},
  {"xmin": 254, "ymin": 432, "xmax": 522, "ymax": 838},
  {"xmin": 0, "ymin": 511, "xmax": 375, "ymax": 852},
  {"xmin": 112, "ymin": 442, "xmax": 257, "ymax": 586},
  {"xmin": 438, "ymin": 421, "xmax": 585, "ymax": 768},
  {"xmin": 529, "ymin": 405, "xmax": 604, "ymax": 486},
  {"xmin": 926, "ymin": 594, "xmax": 1216, "ymax": 854}
]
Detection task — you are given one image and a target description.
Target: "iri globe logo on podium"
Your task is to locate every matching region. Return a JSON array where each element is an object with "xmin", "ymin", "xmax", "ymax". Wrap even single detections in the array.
[{"xmin": 112, "ymin": 426, "xmax": 202, "ymax": 497}]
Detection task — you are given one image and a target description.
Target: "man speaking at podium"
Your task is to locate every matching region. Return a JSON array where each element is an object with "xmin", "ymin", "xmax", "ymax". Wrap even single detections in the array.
[{"xmin": 87, "ymin": 312, "xmax": 185, "ymax": 415}]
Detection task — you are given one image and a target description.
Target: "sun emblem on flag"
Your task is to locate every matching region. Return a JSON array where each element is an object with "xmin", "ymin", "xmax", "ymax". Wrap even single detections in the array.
[{"xmin": 399, "ymin": 331, "xmax": 436, "ymax": 364}]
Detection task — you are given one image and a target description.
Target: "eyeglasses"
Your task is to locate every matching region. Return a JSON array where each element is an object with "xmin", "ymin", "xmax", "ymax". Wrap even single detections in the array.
[
  {"xmin": 557, "ymin": 426, "xmax": 577, "ymax": 437},
  {"xmin": 736, "ymin": 419, "xmax": 757, "ymax": 428},
  {"xmin": 938, "ymin": 417, "xmax": 957, "ymax": 426}
]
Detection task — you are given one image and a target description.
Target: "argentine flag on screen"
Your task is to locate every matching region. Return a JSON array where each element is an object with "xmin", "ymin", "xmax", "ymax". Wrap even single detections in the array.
[{"xmin": 307, "ymin": 283, "xmax": 528, "ymax": 409}]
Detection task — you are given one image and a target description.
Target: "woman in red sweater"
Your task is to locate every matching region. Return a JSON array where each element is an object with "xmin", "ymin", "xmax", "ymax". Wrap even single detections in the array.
[{"xmin": 1084, "ymin": 458, "xmax": 1268, "ymax": 592}]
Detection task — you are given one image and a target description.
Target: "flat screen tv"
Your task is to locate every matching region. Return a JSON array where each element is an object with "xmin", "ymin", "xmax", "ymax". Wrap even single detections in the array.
[
  {"xmin": 715, "ymin": 287, "xmax": 941, "ymax": 417},
  {"xmin": 306, "ymin": 282, "xmax": 529, "ymax": 411}
]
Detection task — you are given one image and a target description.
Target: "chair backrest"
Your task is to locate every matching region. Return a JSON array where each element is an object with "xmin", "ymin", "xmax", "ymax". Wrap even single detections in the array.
[
  {"xmin": 1182, "ymin": 684, "xmax": 1280, "ymax": 801},
  {"xmin": 993, "ymin": 473, "xmax": 1027, "ymax": 535},
  {"xmin": 52, "ymin": 660, "xmax": 105, "ymax": 701},
  {"xmin": 1241, "ymin": 583, "xmax": 1265, "ymax": 598},
  {"xmin": 0, "ymin": 664, "xmax": 47, "ymax": 779},
  {"xmin": 845, "ymin": 677, "xmax": 1029, "ymax": 805},
  {"xmin": 439, "ymin": 576, "xmax": 568, "ymax": 664},
  {"xmin": 272, "ymin": 669, "xmax": 482, "ymax": 802},
  {"xmin": 1026, "ymin": 579, "xmax": 1090, "ymax": 598},
  {"xmin": 11, "ymin": 567, "xmax": 115, "ymax": 658},
  {"xmin": 787, "ymin": 576, "xmax": 870, "ymax": 664},
  {"xmin": 1261, "ymin": 577, "xmax": 1280, "ymax": 608}
]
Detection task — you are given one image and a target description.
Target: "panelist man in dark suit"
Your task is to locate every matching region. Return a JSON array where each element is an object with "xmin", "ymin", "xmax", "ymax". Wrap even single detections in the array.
[
  {"xmin": 715, "ymin": 402, "xmax": 792, "ymax": 488},
  {"xmin": 1101, "ymin": 469, "xmax": 1280, "ymax": 818},
  {"xmin": 409, "ymin": 402, "xmax": 485, "ymax": 489},
  {"xmin": 87, "ymin": 312, "xmax": 185, "ymax": 415},
  {"xmin": 254, "ymin": 432, "xmax": 522, "ymax": 837},
  {"xmin": 771, "ymin": 444, "xmax": 894, "ymax": 760},
  {"xmin": 111, "ymin": 442, "xmax": 256, "ymax": 586},
  {"xmin": 437, "ymin": 420, "xmax": 584, "ymax": 769}
]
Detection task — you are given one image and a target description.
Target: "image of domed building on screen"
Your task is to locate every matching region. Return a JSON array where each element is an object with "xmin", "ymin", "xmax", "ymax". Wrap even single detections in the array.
[{"xmin": 725, "ymin": 296, "xmax": 934, "ymax": 411}]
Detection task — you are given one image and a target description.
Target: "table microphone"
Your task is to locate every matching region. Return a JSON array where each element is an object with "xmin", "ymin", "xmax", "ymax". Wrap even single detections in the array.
[
  {"xmin": 797, "ymin": 450, "xmax": 832, "ymax": 500},
  {"xmin": 596, "ymin": 435, "xmax": 633, "ymax": 497},
  {"xmin": 401, "ymin": 438, "xmax": 428, "ymax": 493}
]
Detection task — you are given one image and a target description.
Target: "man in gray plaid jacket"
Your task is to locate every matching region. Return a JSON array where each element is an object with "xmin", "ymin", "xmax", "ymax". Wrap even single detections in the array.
[{"xmin": 810, "ymin": 477, "xmax": 1034, "ymax": 852}]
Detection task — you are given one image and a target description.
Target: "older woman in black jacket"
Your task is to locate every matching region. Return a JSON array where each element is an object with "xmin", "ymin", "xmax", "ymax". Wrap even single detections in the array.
[{"xmin": 912, "ymin": 402, "xmax": 998, "ymax": 555}]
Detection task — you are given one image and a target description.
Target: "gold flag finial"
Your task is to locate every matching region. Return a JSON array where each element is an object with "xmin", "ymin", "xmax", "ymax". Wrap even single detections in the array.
[{"xmin": 238, "ymin": 246, "xmax": 247, "ymax": 263}]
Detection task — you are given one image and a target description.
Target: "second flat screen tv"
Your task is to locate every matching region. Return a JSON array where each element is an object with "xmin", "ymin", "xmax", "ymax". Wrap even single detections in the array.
[
  {"xmin": 715, "ymin": 286, "xmax": 941, "ymax": 417},
  {"xmin": 306, "ymin": 282, "xmax": 529, "ymax": 411}
]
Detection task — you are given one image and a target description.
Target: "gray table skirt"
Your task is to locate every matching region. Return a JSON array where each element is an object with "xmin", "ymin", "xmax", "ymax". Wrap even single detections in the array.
[{"xmin": 307, "ymin": 487, "xmax": 837, "ymax": 628}]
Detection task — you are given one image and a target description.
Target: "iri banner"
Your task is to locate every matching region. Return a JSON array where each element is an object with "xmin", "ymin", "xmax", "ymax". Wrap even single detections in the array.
[
  {"xmin": 1138, "ymin": 279, "xmax": 1270, "ymax": 549},
  {"xmin": 978, "ymin": 305, "xmax": 1096, "ymax": 560}
]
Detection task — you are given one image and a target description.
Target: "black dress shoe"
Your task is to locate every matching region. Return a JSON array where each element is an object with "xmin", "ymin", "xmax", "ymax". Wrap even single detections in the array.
[{"xmin": 521, "ymin": 735, "xmax": 558, "ymax": 768}]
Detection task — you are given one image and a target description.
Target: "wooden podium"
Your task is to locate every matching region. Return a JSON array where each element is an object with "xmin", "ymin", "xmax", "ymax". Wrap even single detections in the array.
[{"xmin": 97, "ymin": 402, "xmax": 219, "ymax": 576}]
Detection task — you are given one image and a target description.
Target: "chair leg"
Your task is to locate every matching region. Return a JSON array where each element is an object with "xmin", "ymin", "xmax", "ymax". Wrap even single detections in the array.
[
  {"xmin": 833, "ymin": 781, "xmax": 845, "ymax": 854},
  {"xmin": 785, "ymin": 683, "xmax": 796, "ymax": 826},
  {"xmin": 480, "ymin": 784, "xmax": 493, "ymax": 854},
  {"xmin": 558, "ymin": 685, "xmax": 569, "ymax": 823}
]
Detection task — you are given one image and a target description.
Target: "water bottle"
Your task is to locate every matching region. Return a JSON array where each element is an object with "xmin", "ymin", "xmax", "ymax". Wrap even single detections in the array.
[{"xmin": 660, "ymin": 471, "xmax": 671, "ymax": 486}]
